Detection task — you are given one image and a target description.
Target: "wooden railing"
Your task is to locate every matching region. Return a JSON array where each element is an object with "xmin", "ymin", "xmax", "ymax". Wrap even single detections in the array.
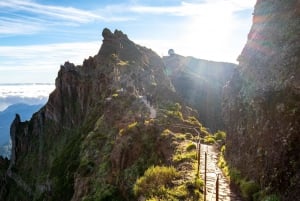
[{"xmin": 202, "ymin": 150, "xmax": 220, "ymax": 201}]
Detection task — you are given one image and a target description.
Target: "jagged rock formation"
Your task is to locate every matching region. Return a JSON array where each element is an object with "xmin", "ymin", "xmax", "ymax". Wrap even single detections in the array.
[
  {"xmin": 163, "ymin": 54, "xmax": 236, "ymax": 131},
  {"xmin": 0, "ymin": 103, "xmax": 43, "ymax": 158},
  {"xmin": 223, "ymin": 0, "xmax": 300, "ymax": 200},
  {"xmin": 2, "ymin": 29, "xmax": 209, "ymax": 201}
]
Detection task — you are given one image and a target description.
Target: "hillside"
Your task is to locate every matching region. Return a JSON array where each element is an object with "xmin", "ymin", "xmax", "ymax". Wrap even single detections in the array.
[
  {"xmin": 222, "ymin": 0, "xmax": 300, "ymax": 200},
  {"xmin": 1, "ymin": 28, "xmax": 211, "ymax": 201}
]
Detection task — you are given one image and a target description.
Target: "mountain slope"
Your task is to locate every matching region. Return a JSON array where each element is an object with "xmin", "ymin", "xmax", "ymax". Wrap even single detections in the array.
[
  {"xmin": 223, "ymin": 0, "xmax": 300, "ymax": 200},
  {"xmin": 2, "ymin": 29, "xmax": 208, "ymax": 201}
]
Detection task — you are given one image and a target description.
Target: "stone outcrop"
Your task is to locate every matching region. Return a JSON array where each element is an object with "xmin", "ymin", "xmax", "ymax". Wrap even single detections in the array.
[
  {"xmin": 0, "ymin": 156, "xmax": 9, "ymax": 200},
  {"xmin": 222, "ymin": 0, "xmax": 300, "ymax": 200},
  {"xmin": 163, "ymin": 54, "xmax": 236, "ymax": 131}
]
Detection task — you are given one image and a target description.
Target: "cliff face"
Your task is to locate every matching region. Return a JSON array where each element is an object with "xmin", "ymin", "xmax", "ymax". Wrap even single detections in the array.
[
  {"xmin": 223, "ymin": 0, "xmax": 300, "ymax": 199},
  {"xmin": 4, "ymin": 29, "xmax": 207, "ymax": 201},
  {"xmin": 163, "ymin": 54, "xmax": 236, "ymax": 131},
  {"xmin": 0, "ymin": 156, "xmax": 9, "ymax": 200}
]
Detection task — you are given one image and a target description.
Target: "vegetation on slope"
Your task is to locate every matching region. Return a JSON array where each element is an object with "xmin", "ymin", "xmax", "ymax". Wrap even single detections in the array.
[{"xmin": 75, "ymin": 97, "xmax": 208, "ymax": 201}]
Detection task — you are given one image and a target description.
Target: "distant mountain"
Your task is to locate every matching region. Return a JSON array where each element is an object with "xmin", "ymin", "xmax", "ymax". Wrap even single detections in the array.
[
  {"xmin": 163, "ymin": 54, "xmax": 236, "ymax": 131},
  {"xmin": 0, "ymin": 103, "xmax": 43, "ymax": 146}
]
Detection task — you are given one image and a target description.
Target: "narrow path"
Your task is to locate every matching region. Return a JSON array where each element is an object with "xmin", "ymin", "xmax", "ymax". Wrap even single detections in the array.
[
  {"xmin": 141, "ymin": 97, "xmax": 156, "ymax": 118},
  {"xmin": 200, "ymin": 144, "xmax": 243, "ymax": 201}
]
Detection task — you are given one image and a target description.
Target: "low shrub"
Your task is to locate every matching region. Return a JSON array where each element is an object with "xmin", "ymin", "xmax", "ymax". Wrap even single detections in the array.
[
  {"xmin": 240, "ymin": 179, "xmax": 260, "ymax": 200},
  {"xmin": 128, "ymin": 121, "xmax": 138, "ymax": 129},
  {"xmin": 200, "ymin": 127, "xmax": 210, "ymax": 136},
  {"xmin": 175, "ymin": 133, "xmax": 186, "ymax": 141},
  {"xmin": 204, "ymin": 135, "xmax": 215, "ymax": 144},
  {"xmin": 185, "ymin": 178, "xmax": 204, "ymax": 200},
  {"xmin": 133, "ymin": 165, "xmax": 179, "ymax": 198},
  {"xmin": 214, "ymin": 130, "xmax": 226, "ymax": 141},
  {"xmin": 186, "ymin": 143, "xmax": 197, "ymax": 152},
  {"xmin": 229, "ymin": 168, "xmax": 242, "ymax": 184},
  {"xmin": 193, "ymin": 177, "xmax": 204, "ymax": 189}
]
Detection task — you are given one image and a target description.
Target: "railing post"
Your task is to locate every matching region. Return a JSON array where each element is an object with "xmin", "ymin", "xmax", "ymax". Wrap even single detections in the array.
[
  {"xmin": 204, "ymin": 152, "xmax": 207, "ymax": 201},
  {"xmin": 197, "ymin": 142, "xmax": 201, "ymax": 176},
  {"xmin": 216, "ymin": 174, "xmax": 219, "ymax": 201}
]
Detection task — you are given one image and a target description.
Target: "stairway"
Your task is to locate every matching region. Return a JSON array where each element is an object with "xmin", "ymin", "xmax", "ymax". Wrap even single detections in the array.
[{"xmin": 200, "ymin": 144, "xmax": 243, "ymax": 201}]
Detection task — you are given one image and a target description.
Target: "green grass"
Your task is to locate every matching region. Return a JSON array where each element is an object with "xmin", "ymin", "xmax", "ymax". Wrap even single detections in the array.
[
  {"xmin": 262, "ymin": 194, "xmax": 280, "ymax": 201},
  {"xmin": 133, "ymin": 164, "xmax": 203, "ymax": 201},
  {"xmin": 172, "ymin": 151, "xmax": 197, "ymax": 164}
]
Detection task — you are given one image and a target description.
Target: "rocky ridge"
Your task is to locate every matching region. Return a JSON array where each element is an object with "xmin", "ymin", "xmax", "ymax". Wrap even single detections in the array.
[{"xmin": 1, "ymin": 28, "xmax": 211, "ymax": 201}]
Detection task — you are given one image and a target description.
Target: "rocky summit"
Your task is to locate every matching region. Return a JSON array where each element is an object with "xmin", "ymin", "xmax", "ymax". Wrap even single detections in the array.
[{"xmin": 223, "ymin": 0, "xmax": 300, "ymax": 200}]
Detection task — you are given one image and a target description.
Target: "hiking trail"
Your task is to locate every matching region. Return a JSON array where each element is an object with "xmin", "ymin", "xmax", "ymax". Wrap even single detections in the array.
[{"xmin": 200, "ymin": 144, "xmax": 243, "ymax": 201}]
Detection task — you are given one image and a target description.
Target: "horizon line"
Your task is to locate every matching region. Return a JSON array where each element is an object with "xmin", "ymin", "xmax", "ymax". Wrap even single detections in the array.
[{"xmin": 0, "ymin": 83, "xmax": 55, "ymax": 85}]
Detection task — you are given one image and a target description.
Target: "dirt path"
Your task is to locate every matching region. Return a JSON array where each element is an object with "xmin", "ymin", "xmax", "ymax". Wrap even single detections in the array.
[
  {"xmin": 141, "ymin": 97, "xmax": 156, "ymax": 118},
  {"xmin": 200, "ymin": 144, "xmax": 243, "ymax": 201}
]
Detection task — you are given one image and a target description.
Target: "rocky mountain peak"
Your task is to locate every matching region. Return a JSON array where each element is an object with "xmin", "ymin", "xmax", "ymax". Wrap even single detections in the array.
[
  {"xmin": 97, "ymin": 28, "xmax": 150, "ymax": 66},
  {"xmin": 102, "ymin": 28, "xmax": 128, "ymax": 40},
  {"xmin": 43, "ymin": 28, "xmax": 174, "ymax": 129}
]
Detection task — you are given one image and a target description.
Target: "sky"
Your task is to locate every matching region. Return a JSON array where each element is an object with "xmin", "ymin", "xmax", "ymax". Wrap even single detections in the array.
[{"xmin": 0, "ymin": 0, "xmax": 256, "ymax": 84}]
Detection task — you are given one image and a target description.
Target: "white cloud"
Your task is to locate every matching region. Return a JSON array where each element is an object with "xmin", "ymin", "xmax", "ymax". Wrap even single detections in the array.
[
  {"xmin": 0, "ymin": 42, "xmax": 100, "ymax": 61},
  {"xmin": 0, "ymin": 0, "xmax": 102, "ymax": 23},
  {"xmin": 0, "ymin": 84, "xmax": 54, "ymax": 98},
  {"xmin": 0, "ymin": 83, "xmax": 55, "ymax": 111},
  {"xmin": 128, "ymin": 0, "xmax": 255, "ymax": 16},
  {"xmin": 0, "ymin": 17, "xmax": 44, "ymax": 35},
  {"xmin": 0, "ymin": 0, "xmax": 131, "ymax": 36},
  {"xmin": 0, "ymin": 41, "xmax": 101, "ymax": 82}
]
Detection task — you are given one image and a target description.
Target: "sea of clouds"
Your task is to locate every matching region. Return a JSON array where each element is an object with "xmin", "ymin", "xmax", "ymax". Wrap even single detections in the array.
[{"xmin": 0, "ymin": 83, "xmax": 55, "ymax": 111}]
